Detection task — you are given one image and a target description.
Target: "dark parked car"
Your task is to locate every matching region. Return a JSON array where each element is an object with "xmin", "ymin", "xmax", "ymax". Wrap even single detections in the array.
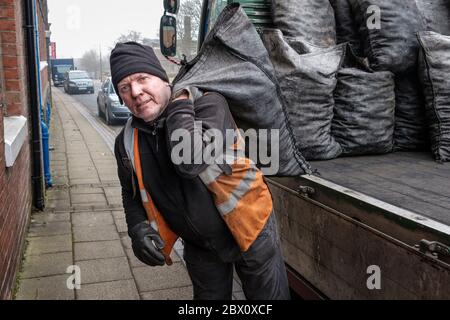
[
  {"xmin": 63, "ymin": 70, "xmax": 94, "ymax": 94},
  {"xmin": 97, "ymin": 78, "xmax": 131, "ymax": 125}
]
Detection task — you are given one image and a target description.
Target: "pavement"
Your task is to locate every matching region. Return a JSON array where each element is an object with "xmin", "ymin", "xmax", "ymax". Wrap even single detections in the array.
[{"xmin": 14, "ymin": 88, "xmax": 245, "ymax": 300}]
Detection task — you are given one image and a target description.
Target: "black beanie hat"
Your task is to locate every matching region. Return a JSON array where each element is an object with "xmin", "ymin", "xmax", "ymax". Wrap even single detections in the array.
[{"xmin": 110, "ymin": 41, "xmax": 169, "ymax": 104}]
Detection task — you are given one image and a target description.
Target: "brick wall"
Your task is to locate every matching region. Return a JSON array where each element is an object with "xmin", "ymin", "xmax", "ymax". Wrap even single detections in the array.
[{"xmin": 0, "ymin": 0, "xmax": 43, "ymax": 300}]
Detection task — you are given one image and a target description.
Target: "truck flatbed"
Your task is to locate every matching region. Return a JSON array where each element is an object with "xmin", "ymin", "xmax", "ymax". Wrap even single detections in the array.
[{"xmin": 309, "ymin": 152, "xmax": 450, "ymax": 226}]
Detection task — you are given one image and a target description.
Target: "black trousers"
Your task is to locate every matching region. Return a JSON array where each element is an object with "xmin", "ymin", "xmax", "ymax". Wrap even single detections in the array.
[{"xmin": 183, "ymin": 213, "xmax": 291, "ymax": 300}]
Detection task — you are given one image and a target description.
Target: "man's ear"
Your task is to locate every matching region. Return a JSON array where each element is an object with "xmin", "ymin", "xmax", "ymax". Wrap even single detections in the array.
[{"xmin": 165, "ymin": 82, "xmax": 173, "ymax": 96}]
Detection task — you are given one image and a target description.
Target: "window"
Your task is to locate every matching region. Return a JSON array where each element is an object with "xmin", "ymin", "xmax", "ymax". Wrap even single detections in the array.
[
  {"xmin": 55, "ymin": 65, "xmax": 71, "ymax": 74},
  {"xmin": 69, "ymin": 71, "xmax": 89, "ymax": 80},
  {"xmin": 109, "ymin": 83, "xmax": 116, "ymax": 94},
  {"xmin": 206, "ymin": 0, "xmax": 229, "ymax": 34},
  {"xmin": 176, "ymin": 0, "xmax": 203, "ymax": 60}
]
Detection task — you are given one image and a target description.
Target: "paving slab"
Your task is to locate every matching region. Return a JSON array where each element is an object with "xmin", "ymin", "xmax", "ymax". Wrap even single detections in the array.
[
  {"xmin": 50, "ymin": 168, "xmax": 68, "ymax": 176},
  {"xmin": 104, "ymin": 187, "xmax": 123, "ymax": 206},
  {"xmin": 67, "ymin": 163, "xmax": 95, "ymax": 170},
  {"xmin": 70, "ymin": 178, "xmax": 101, "ymax": 185},
  {"xmin": 72, "ymin": 211, "xmax": 114, "ymax": 227},
  {"xmin": 15, "ymin": 275, "xmax": 75, "ymax": 300},
  {"xmin": 31, "ymin": 212, "xmax": 70, "ymax": 223},
  {"xmin": 112, "ymin": 210, "xmax": 126, "ymax": 220},
  {"xmin": 70, "ymin": 186, "xmax": 103, "ymax": 194},
  {"xmin": 97, "ymin": 169, "xmax": 119, "ymax": 176},
  {"xmin": 140, "ymin": 286, "xmax": 193, "ymax": 300},
  {"xmin": 69, "ymin": 170, "xmax": 98, "ymax": 180},
  {"xmin": 114, "ymin": 218, "xmax": 128, "ymax": 233},
  {"xmin": 132, "ymin": 263, "xmax": 192, "ymax": 292},
  {"xmin": 50, "ymin": 152, "xmax": 67, "ymax": 161},
  {"xmin": 46, "ymin": 190, "xmax": 70, "ymax": 201},
  {"xmin": 74, "ymin": 240, "xmax": 125, "ymax": 261},
  {"xmin": 121, "ymin": 235, "xmax": 132, "ymax": 249},
  {"xmin": 46, "ymin": 198, "xmax": 70, "ymax": 209},
  {"xmin": 99, "ymin": 176, "xmax": 120, "ymax": 184},
  {"xmin": 125, "ymin": 249, "xmax": 148, "ymax": 268},
  {"xmin": 92, "ymin": 159, "xmax": 118, "ymax": 167},
  {"xmin": 50, "ymin": 159, "xmax": 67, "ymax": 166},
  {"xmin": 77, "ymin": 279, "xmax": 139, "ymax": 300},
  {"xmin": 75, "ymin": 257, "xmax": 133, "ymax": 284},
  {"xmin": 71, "ymin": 193, "xmax": 107, "ymax": 205},
  {"xmin": 73, "ymin": 224, "xmax": 119, "ymax": 242},
  {"xmin": 90, "ymin": 152, "xmax": 113, "ymax": 160},
  {"xmin": 51, "ymin": 177, "xmax": 69, "ymax": 186},
  {"xmin": 21, "ymin": 252, "xmax": 73, "ymax": 279},
  {"xmin": 26, "ymin": 234, "xmax": 72, "ymax": 256},
  {"xmin": 28, "ymin": 221, "xmax": 72, "ymax": 237}
]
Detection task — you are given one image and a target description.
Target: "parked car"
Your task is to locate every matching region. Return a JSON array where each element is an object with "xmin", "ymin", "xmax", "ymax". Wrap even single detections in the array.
[
  {"xmin": 97, "ymin": 78, "xmax": 131, "ymax": 125},
  {"xmin": 63, "ymin": 70, "xmax": 94, "ymax": 94}
]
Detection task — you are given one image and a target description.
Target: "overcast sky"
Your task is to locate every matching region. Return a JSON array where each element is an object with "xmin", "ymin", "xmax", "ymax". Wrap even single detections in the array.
[{"xmin": 47, "ymin": 0, "xmax": 164, "ymax": 59}]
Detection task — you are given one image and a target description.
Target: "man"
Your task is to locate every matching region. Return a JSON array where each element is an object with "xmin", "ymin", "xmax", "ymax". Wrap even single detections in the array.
[{"xmin": 111, "ymin": 41, "xmax": 290, "ymax": 300}]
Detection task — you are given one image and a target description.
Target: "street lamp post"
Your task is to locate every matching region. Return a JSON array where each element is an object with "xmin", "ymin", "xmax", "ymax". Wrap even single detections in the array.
[{"xmin": 99, "ymin": 44, "xmax": 103, "ymax": 82}]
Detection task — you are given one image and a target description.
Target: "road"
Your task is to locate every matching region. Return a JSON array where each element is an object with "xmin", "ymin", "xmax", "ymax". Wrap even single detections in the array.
[{"xmin": 53, "ymin": 82, "xmax": 125, "ymax": 137}]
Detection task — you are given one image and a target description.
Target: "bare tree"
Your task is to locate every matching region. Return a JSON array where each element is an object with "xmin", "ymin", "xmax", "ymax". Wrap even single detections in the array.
[
  {"xmin": 177, "ymin": 0, "xmax": 202, "ymax": 60},
  {"xmin": 100, "ymin": 52, "xmax": 111, "ymax": 79},
  {"xmin": 177, "ymin": 0, "xmax": 202, "ymax": 41},
  {"xmin": 116, "ymin": 30, "xmax": 144, "ymax": 43},
  {"xmin": 79, "ymin": 49, "xmax": 100, "ymax": 79},
  {"xmin": 109, "ymin": 31, "xmax": 145, "ymax": 52}
]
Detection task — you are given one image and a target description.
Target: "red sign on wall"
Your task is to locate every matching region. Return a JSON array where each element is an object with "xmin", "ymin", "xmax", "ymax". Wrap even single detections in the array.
[{"xmin": 50, "ymin": 42, "xmax": 56, "ymax": 59}]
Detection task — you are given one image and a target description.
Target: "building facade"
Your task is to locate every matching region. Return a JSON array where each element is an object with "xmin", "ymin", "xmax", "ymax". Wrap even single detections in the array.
[{"xmin": 0, "ymin": 0, "xmax": 49, "ymax": 299}]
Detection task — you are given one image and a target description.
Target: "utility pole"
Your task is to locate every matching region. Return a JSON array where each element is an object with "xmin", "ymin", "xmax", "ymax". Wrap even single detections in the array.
[
  {"xmin": 99, "ymin": 44, "xmax": 102, "ymax": 82},
  {"xmin": 183, "ymin": 16, "xmax": 192, "ymax": 60}
]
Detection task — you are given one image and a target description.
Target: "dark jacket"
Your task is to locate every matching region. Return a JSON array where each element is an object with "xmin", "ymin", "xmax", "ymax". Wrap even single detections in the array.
[{"xmin": 114, "ymin": 92, "xmax": 241, "ymax": 262}]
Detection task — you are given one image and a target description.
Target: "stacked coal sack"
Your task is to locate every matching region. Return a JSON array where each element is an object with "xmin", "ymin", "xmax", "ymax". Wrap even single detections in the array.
[
  {"xmin": 329, "ymin": 0, "xmax": 363, "ymax": 56},
  {"xmin": 329, "ymin": 0, "xmax": 397, "ymax": 155},
  {"xmin": 262, "ymin": 29, "xmax": 345, "ymax": 160},
  {"xmin": 267, "ymin": 0, "xmax": 346, "ymax": 160},
  {"xmin": 415, "ymin": 0, "xmax": 450, "ymax": 36},
  {"xmin": 267, "ymin": 0, "xmax": 450, "ymax": 161},
  {"xmin": 271, "ymin": 0, "xmax": 337, "ymax": 47},
  {"xmin": 417, "ymin": 32, "xmax": 450, "ymax": 162},
  {"xmin": 267, "ymin": 0, "xmax": 397, "ymax": 160},
  {"xmin": 349, "ymin": 0, "xmax": 429, "ymax": 151},
  {"xmin": 332, "ymin": 45, "xmax": 396, "ymax": 156}
]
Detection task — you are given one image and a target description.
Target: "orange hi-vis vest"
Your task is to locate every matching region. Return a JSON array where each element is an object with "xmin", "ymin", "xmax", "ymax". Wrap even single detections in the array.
[
  {"xmin": 124, "ymin": 119, "xmax": 178, "ymax": 265},
  {"xmin": 198, "ymin": 128, "xmax": 273, "ymax": 252}
]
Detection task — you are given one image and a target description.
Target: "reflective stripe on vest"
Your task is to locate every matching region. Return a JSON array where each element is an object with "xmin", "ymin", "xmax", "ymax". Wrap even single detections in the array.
[
  {"xmin": 124, "ymin": 118, "xmax": 178, "ymax": 265},
  {"xmin": 198, "ymin": 128, "xmax": 273, "ymax": 252}
]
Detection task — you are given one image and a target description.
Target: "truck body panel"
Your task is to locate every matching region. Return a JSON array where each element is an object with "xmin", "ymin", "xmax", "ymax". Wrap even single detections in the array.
[
  {"xmin": 50, "ymin": 58, "xmax": 74, "ymax": 86},
  {"xmin": 269, "ymin": 177, "xmax": 450, "ymax": 299}
]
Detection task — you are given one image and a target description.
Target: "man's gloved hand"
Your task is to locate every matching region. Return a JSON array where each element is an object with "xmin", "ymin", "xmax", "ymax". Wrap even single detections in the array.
[{"xmin": 129, "ymin": 221, "xmax": 165, "ymax": 266}]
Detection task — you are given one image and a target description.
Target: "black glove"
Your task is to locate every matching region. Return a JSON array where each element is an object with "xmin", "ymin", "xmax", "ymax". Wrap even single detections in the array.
[{"xmin": 129, "ymin": 221, "xmax": 165, "ymax": 266}]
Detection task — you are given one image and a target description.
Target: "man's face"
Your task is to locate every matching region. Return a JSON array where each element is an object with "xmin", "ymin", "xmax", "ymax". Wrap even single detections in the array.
[{"xmin": 117, "ymin": 72, "xmax": 171, "ymax": 122}]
